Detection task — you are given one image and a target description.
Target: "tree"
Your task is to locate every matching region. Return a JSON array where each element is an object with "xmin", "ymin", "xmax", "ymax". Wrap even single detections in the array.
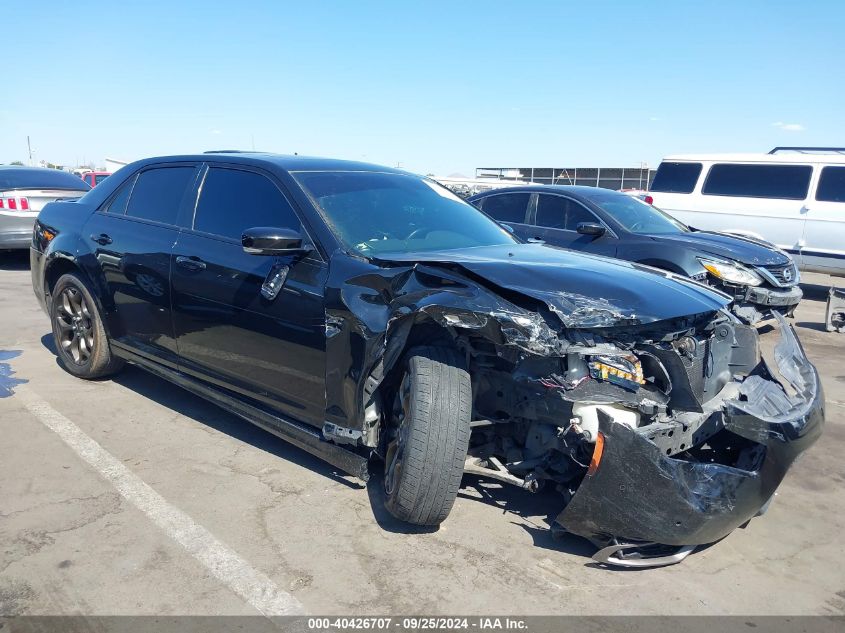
[{"xmin": 10, "ymin": 160, "xmax": 24, "ymax": 166}]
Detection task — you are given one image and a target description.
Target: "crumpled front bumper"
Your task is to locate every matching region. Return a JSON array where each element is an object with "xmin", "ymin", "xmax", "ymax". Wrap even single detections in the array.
[
  {"xmin": 746, "ymin": 284, "xmax": 802, "ymax": 308},
  {"xmin": 556, "ymin": 314, "xmax": 824, "ymax": 548}
]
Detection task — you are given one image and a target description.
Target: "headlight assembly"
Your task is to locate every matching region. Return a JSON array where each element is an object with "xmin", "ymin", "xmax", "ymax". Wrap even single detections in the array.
[{"xmin": 697, "ymin": 258, "xmax": 763, "ymax": 287}]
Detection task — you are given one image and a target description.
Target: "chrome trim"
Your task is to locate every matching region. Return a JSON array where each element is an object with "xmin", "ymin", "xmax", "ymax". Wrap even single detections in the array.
[
  {"xmin": 592, "ymin": 543, "xmax": 696, "ymax": 568},
  {"xmin": 756, "ymin": 261, "xmax": 799, "ymax": 288}
]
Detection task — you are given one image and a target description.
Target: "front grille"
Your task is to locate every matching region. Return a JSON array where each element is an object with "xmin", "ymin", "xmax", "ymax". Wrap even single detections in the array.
[{"xmin": 758, "ymin": 262, "xmax": 798, "ymax": 287}]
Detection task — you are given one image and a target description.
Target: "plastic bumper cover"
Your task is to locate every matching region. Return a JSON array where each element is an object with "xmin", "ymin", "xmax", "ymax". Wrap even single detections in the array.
[
  {"xmin": 746, "ymin": 284, "xmax": 802, "ymax": 308},
  {"xmin": 556, "ymin": 314, "xmax": 824, "ymax": 547}
]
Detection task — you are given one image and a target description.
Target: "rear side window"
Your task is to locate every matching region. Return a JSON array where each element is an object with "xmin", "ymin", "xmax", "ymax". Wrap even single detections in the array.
[
  {"xmin": 650, "ymin": 162, "xmax": 702, "ymax": 193},
  {"xmin": 816, "ymin": 166, "xmax": 845, "ymax": 202},
  {"xmin": 125, "ymin": 167, "xmax": 196, "ymax": 225},
  {"xmin": 193, "ymin": 167, "xmax": 301, "ymax": 240},
  {"xmin": 105, "ymin": 176, "xmax": 136, "ymax": 215},
  {"xmin": 482, "ymin": 193, "xmax": 530, "ymax": 223},
  {"xmin": 535, "ymin": 195, "xmax": 597, "ymax": 230},
  {"xmin": 703, "ymin": 164, "xmax": 812, "ymax": 200}
]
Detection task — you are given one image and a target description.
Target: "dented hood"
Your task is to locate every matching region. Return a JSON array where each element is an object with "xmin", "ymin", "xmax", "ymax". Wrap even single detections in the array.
[{"xmin": 374, "ymin": 243, "xmax": 730, "ymax": 328}]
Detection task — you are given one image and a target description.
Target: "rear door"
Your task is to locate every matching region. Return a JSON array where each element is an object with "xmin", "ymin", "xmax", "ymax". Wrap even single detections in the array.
[
  {"xmin": 171, "ymin": 164, "xmax": 327, "ymax": 427},
  {"xmin": 531, "ymin": 193, "xmax": 617, "ymax": 256},
  {"xmin": 802, "ymin": 165, "xmax": 845, "ymax": 273},
  {"xmin": 81, "ymin": 163, "xmax": 200, "ymax": 366}
]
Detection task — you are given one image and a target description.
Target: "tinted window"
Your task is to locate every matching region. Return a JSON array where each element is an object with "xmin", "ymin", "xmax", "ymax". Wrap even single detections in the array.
[
  {"xmin": 105, "ymin": 176, "xmax": 135, "ymax": 215},
  {"xmin": 293, "ymin": 172, "xmax": 516, "ymax": 255},
  {"xmin": 703, "ymin": 164, "xmax": 812, "ymax": 200},
  {"xmin": 650, "ymin": 162, "xmax": 703, "ymax": 193},
  {"xmin": 535, "ymin": 195, "xmax": 596, "ymax": 230},
  {"xmin": 194, "ymin": 168, "xmax": 301, "ymax": 239},
  {"xmin": 94, "ymin": 174, "xmax": 110, "ymax": 185},
  {"xmin": 0, "ymin": 167, "xmax": 90, "ymax": 191},
  {"xmin": 481, "ymin": 193, "xmax": 530, "ymax": 223},
  {"xmin": 125, "ymin": 167, "xmax": 195, "ymax": 225},
  {"xmin": 816, "ymin": 166, "xmax": 845, "ymax": 203},
  {"xmin": 83, "ymin": 174, "xmax": 92, "ymax": 186}
]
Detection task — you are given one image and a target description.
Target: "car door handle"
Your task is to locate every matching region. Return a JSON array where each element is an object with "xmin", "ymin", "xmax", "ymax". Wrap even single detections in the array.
[
  {"xmin": 175, "ymin": 255, "xmax": 207, "ymax": 271},
  {"xmin": 90, "ymin": 233, "xmax": 112, "ymax": 246}
]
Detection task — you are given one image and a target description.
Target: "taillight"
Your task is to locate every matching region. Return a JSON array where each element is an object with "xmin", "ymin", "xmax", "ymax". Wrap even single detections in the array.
[
  {"xmin": 7, "ymin": 198, "xmax": 16, "ymax": 210},
  {"xmin": 19, "ymin": 197, "xmax": 29, "ymax": 210},
  {"xmin": 0, "ymin": 198, "xmax": 4, "ymax": 208},
  {"xmin": 644, "ymin": 195, "xmax": 654, "ymax": 205}
]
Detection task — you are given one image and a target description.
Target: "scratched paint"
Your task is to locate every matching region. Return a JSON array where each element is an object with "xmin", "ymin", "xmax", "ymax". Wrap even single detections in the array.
[{"xmin": 0, "ymin": 350, "xmax": 27, "ymax": 397}]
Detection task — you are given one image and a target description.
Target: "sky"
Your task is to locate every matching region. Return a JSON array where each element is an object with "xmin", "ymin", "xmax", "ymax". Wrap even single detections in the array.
[{"xmin": 2, "ymin": 0, "xmax": 843, "ymax": 176}]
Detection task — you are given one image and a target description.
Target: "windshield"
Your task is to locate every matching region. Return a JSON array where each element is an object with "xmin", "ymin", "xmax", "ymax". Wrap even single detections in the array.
[
  {"xmin": 293, "ymin": 171, "xmax": 518, "ymax": 255},
  {"xmin": 0, "ymin": 167, "xmax": 91, "ymax": 191},
  {"xmin": 587, "ymin": 191, "xmax": 688, "ymax": 234}
]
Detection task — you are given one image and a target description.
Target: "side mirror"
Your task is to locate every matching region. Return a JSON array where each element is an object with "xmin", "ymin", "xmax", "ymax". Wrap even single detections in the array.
[
  {"xmin": 242, "ymin": 227, "xmax": 310, "ymax": 256},
  {"xmin": 576, "ymin": 222, "xmax": 606, "ymax": 237},
  {"xmin": 500, "ymin": 223, "xmax": 515, "ymax": 234}
]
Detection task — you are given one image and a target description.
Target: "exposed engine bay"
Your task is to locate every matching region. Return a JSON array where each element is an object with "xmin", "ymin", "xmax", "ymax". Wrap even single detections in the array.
[{"xmin": 466, "ymin": 310, "xmax": 757, "ymax": 487}]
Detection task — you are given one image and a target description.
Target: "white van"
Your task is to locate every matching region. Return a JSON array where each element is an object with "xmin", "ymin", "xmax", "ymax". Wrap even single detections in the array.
[{"xmin": 646, "ymin": 148, "xmax": 845, "ymax": 275}]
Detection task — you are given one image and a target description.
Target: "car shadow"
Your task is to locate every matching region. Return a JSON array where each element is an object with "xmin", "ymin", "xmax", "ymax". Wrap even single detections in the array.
[
  {"xmin": 0, "ymin": 250, "xmax": 30, "ymax": 271},
  {"xmin": 39, "ymin": 334, "xmax": 361, "ymax": 490},
  {"xmin": 795, "ymin": 321, "xmax": 832, "ymax": 333},
  {"xmin": 363, "ymin": 464, "xmax": 598, "ymax": 560},
  {"xmin": 800, "ymin": 281, "xmax": 840, "ymax": 302},
  {"xmin": 456, "ymin": 475, "xmax": 598, "ymax": 559}
]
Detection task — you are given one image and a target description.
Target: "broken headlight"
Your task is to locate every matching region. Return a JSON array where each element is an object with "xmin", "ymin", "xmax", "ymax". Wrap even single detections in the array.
[{"xmin": 698, "ymin": 257, "xmax": 763, "ymax": 287}]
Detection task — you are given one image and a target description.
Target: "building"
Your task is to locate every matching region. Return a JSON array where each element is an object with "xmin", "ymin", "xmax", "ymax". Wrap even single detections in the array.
[
  {"xmin": 105, "ymin": 157, "xmax": 129, "ymax": 173},
  {"xmin": 475, "ymin": 165, "xmax": 655, "ymax": 191}
]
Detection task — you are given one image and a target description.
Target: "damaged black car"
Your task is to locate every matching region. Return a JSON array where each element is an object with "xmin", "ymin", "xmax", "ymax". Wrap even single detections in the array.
[{"xmin": 31, "ymin": 153, "xmax": 824, "ymax": 567}]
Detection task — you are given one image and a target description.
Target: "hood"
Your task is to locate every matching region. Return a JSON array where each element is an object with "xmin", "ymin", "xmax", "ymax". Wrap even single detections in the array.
[
  {"xmin": 652, "ymin": 230, "xmax": 790, "ymax": 266},
  {"xmin": 374, "ymin": 243, "xmax": 730, "ymax": 328}
]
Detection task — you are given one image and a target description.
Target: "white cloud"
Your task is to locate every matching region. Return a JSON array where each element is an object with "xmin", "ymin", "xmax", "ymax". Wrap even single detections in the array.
[{"xmin": 772, "ymin": 121, "xmax": 805, "ymax": 132}]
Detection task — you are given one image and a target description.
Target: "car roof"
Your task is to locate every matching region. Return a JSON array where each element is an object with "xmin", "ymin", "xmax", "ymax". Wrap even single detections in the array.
[
  {"xmin": 470, "ymin": 184, "xmax": 621, "ymax": 198},
  {"xmin": 662, "ymin": 152, "xmax": 845, "ymax": 165},
  {"xmin": 134, "ymin": 152, "xmax": 411, "ymax": 174}
]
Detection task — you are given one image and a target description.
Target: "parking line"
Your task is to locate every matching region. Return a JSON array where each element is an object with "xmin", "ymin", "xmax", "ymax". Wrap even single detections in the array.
[{"xmin": 18, "ymin": 387, "xmax": 306, "ymax": 616}]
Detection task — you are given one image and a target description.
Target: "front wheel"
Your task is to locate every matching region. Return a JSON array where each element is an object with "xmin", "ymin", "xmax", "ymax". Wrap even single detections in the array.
[
  {"xmin": 50, "ymin": 272, "xmax": 124, "ymax": 379},
  {"xmin": 384, "ymin": 346, "xmax": 472, "ymax": 526}
]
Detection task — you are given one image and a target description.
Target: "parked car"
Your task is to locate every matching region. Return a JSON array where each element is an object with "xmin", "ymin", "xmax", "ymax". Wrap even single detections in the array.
[
  {"xmin": 638, "ymin": 148, "xmax": 845, "ymax": 276},
  {"xmin": 81, "ymin": 171, "xmax": 112, "ymax": 188},
  {"xmin": 468, "ymin": 186, "xmax": 802, "ymax": 324},
  {"xmin": 1, "ymin": 166, "xmax": 90, "ymax": 249},
  {"xmin": 31, "ymin": 153, "xmax": 823, "ymax": 567}
]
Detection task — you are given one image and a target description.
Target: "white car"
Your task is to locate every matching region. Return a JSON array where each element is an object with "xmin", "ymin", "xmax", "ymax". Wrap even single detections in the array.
[
  {"xmin": 641, "ymin": 148, "xmax": 845, "ymax": 275},
  {"xmin": 0, "ymin": 167, "xmax": 90, "ymax": 249}
]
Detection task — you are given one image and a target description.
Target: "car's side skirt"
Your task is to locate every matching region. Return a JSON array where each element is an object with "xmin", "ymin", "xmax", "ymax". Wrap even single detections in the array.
[{"xmin": 112, "ymin": 343, "xmax": 370, "ymax": 483}]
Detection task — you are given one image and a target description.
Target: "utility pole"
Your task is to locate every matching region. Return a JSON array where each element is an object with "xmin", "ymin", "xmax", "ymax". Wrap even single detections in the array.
[{"xmin": 27, "ymin": 136, "xmax": 33, "ymax": 166}]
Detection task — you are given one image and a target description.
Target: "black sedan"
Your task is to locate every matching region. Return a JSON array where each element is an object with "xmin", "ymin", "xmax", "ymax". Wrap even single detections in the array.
[
  {"xmin": 468, "ymin": 186, "xmax": 802, "ymax": 324},
  {"xmin": 31, "ymin": 154, "xmax": 822, "ymax": 567}
]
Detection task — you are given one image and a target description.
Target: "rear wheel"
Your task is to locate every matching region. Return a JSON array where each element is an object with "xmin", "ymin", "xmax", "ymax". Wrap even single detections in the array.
[
  {"xmin": 51, "ymin": 273, "xmax": 123, "ymax": 379},
  {"xmin": 384, "ymin": 346, "xmax": 472, "ymax": 526}
]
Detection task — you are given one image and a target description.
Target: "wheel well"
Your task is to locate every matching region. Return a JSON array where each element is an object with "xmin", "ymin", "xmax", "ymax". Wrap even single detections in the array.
[
  {"xmin": 370, "ymin": 320, "xmax": 469, "ymax": 451},
  {"xmin": 45, "ymin": 258, "xmax": 82, "ymax": 296}
]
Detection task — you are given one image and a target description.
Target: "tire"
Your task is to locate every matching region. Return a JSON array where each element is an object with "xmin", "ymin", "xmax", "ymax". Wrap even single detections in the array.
[
  {"xmin": 50, "ymin": 272, "xmax": 124, "ymax": 379},
  {"xmin": 384, "ymin": 346, "xmax": 472, "ymax": 526}
]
